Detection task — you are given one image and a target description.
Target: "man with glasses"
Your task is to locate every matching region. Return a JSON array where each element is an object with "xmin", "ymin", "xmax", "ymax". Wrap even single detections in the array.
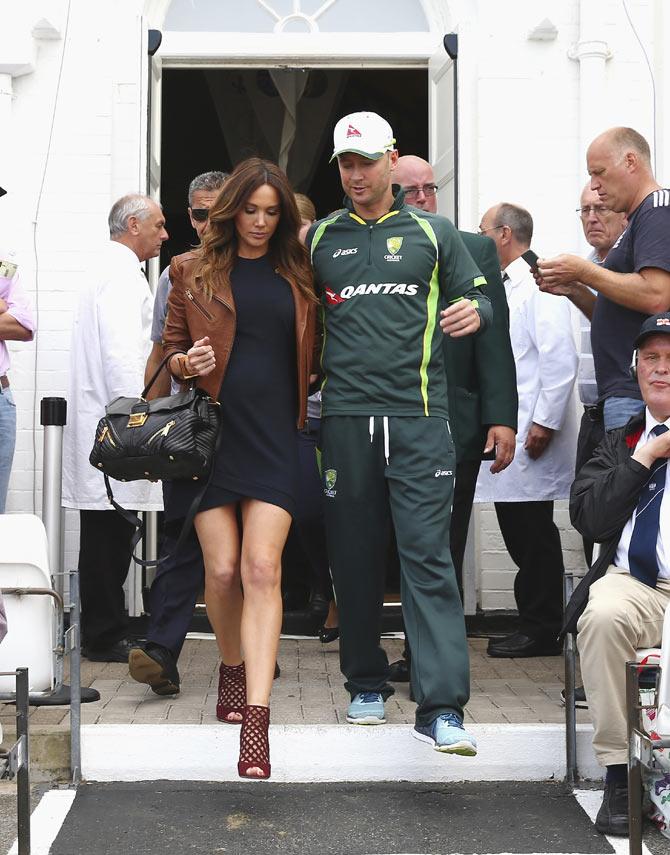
[
  {"xmin": 387, "ymin": 155, "xmax": 517, "ymax": 685},
  {"xmin": 538, "ymin": 127, "xmax": 670, "ymax": 433},
  {"xmin": 540, "ymin": 184, "xmax": 626, "ymax": 567},
  {"xmin": 129, "ymin": 170, "xmax": 227, "ymax": 695},
  {"xmin": 476, "ymin": 203, "xmax": 578, "ymax": 658}
]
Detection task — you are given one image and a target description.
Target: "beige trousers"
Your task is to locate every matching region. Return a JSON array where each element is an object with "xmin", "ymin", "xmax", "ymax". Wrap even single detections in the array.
[{"xmin": 577, "ymin": 565, "xmax": 670, "ymax": 766}]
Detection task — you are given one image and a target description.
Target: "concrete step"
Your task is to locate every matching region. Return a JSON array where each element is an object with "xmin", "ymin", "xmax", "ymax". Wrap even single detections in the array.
[{"xmin": 81, "ymin": 722, "xmax": 601, "ymax": 783}]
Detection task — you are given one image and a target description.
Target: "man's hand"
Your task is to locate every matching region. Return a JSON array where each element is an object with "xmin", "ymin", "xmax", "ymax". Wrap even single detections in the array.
[
  {"xmin": 633, "ymin": 430, "xmax": 670, "ymax": 469},
  {"xmin": 484, "ymin": 425, "xmax": 516, "ymax": 474},
  {"xmin": 524, "ymin": 423, "xmax": 554, "ymax": 460},
  {"xmin": 535, "ymin": 254, "xmax": 588, "ymax": 289},
  {"xmin": 439, "ymin": 299, "xmax": 480, "ymax": 338},
  {"xmin": 187, "ymin": 336, "xmax": 216, "ymax": 376}
]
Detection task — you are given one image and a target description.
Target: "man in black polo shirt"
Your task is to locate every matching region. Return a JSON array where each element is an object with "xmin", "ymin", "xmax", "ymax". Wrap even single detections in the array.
[{"xmin": 538, "ymin": 127, "xmax": 670, "ymax": 432}]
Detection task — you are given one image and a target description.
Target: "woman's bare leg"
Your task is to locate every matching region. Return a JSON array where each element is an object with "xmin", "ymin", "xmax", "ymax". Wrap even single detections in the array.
[
  {"xmin": 239, "ymin": 499, "xmax": 292, "ymax": 776},
  {"xmin": 194, "ymin": 504, "xmax": 244, "ymax": 666}
]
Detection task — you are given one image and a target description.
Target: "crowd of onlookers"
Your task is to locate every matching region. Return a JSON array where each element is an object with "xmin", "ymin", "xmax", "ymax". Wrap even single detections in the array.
[{"xmin": 0, "ymin": 116, "xmax": 669, "ymax": 823}]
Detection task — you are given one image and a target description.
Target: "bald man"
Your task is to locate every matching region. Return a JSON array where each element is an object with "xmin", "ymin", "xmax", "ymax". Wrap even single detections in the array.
[
  {"xmin": 389, "ymin": 156, "xmax": 517, "ymax": 682},
  {"xmin": 538, "ymin": 127, "xmax": 670, "ymax": 433}
]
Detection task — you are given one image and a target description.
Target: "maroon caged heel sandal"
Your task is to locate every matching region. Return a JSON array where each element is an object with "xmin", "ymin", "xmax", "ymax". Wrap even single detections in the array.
[
  {"xmin": 238, "ymin": 704, "xmax": 271, "ymax": 780},
  {"xmin": 216, "ymin": 661, "xmax": 246, "ymax": 724}
]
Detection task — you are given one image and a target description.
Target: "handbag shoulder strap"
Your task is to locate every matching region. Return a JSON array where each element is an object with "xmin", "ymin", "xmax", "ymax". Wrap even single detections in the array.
[
  {"xmin": 142, "ymin": 352, "xmax": 192, "ymax": 400},
  {"xmin": 103, "ymin": 421, "xmax": 222, "ymax": 568}
]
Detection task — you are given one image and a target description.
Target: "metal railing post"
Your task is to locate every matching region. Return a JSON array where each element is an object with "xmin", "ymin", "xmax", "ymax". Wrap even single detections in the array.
[
  {"xmin": 40, "ymin": 398, "xmax": 67, "ymax": 598},
  {"xmin": 15, "ymin": 667, "xmax": 31, "ymax": 855}
]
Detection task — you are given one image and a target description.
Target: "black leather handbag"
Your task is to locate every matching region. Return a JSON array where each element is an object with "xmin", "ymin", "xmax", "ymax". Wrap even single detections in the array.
[
  {"xmin": 89, "ymin": 355, "xmax": 220, "ymax": 483},
  {"xmin": 89, "ymin": 354, "xmax": 221, "ymax": 564}
]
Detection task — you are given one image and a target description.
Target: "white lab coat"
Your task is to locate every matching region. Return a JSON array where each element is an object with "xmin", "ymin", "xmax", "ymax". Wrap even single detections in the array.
[
  {"xmin": 475, "ymin": 256, "xmax": 578, "ymax": 503},
  {"xmin": 62, "ymin": 241, "xmax": 163, "ymax": 511}
]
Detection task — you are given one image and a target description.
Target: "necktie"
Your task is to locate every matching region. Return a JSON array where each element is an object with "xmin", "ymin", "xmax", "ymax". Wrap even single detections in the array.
[
  {"xmin": 628, "ymin": 424, "xmax": 669, "ymax": 587},
  {"xmin": 501, "ymin": 272, "xmax": 510, "ymax": 284}
]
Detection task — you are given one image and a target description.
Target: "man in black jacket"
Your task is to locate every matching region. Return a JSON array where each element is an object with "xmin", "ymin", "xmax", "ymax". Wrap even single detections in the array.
[{"xmin": 566, "ymin": 312, "xmax": 670, "ymax": 836}]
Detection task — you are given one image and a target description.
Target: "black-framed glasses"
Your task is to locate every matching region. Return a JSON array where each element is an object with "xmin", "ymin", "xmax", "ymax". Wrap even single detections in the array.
[
  {"xmin": 403, "ymin": 184, "xmax": 438, "ymax": 199},
  {"xmin": 477, "ymin": 225, "xmax": 505, "ymax": 236},
  {"xmin": 576, "ymin": 205, "xmax": 613, "ymax": 218},
  {"xmin": 190, "ymin": 208, "xmax": 209, "ymax": 222}
]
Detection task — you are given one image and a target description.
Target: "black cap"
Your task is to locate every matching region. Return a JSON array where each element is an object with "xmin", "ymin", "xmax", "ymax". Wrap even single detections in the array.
[{"xmin": 634, "ymin": 312, "xmax": 670, "ymax": 348}]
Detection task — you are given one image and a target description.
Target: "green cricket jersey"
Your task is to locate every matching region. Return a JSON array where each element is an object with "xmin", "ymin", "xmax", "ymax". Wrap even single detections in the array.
[{"xmin": 307, "ymin": 188, "xmax": 490, "ymax": 418}]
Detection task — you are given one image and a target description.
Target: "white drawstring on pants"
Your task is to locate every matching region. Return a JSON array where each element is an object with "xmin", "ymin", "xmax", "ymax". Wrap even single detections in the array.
[{"xmin": 368, "ymin": 416, "xmax": 391, "ymax": 465}]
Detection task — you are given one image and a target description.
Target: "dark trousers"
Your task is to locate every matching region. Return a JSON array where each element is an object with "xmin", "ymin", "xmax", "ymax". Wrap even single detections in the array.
[
  {"xmin": 293, "ymin": 418, "xmax": 332, "ymax": 601},
  {"xmin": 145, "ymin": 482, "xmax": 206, "ymax": 658},
  {"xmin": 79, "ymin": 509, "xmax": 135, "ymax": 649},
  {"xmin": 450, "ymin": 458, "xmax": 481, "ymax": 594},
  {"xmin": 321, "ymin": 415, "xmax": 469, "ymax": 726},
  {"xmin": 494, "ymin": 500, "xmax": 564, "ymax": 640},
  {"xmin": 146, "ymin": 520, "xmax": 205, "ymax": 658},
  {"xmin": 401, "ymin": 457, "xmax": 480, "ymax": 662},
  {"xmin": 575, "ymin": 408, "xmax": 605, "ymax": 567}
]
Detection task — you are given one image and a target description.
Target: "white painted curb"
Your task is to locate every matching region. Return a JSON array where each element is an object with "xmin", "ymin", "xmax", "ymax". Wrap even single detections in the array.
[{"xmin": 82, "ymin": 723, "xmax": 601, "ymax": 783}]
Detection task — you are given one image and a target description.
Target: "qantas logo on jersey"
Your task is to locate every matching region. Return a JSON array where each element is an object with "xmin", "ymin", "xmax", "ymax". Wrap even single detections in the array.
[{"xmin": 324, "ymin": 282, "xmax": 419, "ymax": 305}]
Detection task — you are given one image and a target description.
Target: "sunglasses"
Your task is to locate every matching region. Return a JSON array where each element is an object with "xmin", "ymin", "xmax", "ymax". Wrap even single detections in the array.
[{"xmin": 190, "ymin": 208, "xmax": 209, "ymax": 222}]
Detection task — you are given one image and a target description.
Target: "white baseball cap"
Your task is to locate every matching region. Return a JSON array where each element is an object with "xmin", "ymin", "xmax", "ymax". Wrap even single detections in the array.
[{"xmin": 330, "ymin": 111, "xmax": 396, "ymax": 162}]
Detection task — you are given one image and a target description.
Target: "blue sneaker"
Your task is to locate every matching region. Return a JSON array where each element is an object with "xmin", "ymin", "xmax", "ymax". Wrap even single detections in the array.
[
  {"xmin": 346, "ymin": 692, "xmax": 386, "ymax": 725},
  {"xmin": 413, "ymin": 712, "xmax": 477, "ymax": 756}
]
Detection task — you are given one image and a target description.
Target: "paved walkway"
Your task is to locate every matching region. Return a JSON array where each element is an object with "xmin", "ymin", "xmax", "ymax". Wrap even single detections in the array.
[{"xmin": 0, "ymin": 636, "xmax": 587, "ymax": 731}]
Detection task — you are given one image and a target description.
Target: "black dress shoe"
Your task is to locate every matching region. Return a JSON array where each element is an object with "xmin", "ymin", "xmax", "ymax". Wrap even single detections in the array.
[
  {"xmin": 308, "ymin": 593, "xmax": 329, "ymax": 619},
  {"xmin": 487, "ymin": 632, "xmax": 562, "ymax": 658},
  {"xmin": 595, "ymin": 781, "xmax": 629, "ymax": 836},
  {"xmin": 560, "ymin": 685, "xmax": 588, "ymax": 708},
  {"xmin": 129, "ymin": 644, "xmax": 180, "ymax": 695},
  {"xmin": 389, "ymin": 658, "xmax": 410, "ymax": 682},
  {"xmin": 82, "ymin": 638, "xmax": 133, "ymax": 663},
  {"xmin": 319, "ymin": 625, "xmax": 339, "ymax": 643}
]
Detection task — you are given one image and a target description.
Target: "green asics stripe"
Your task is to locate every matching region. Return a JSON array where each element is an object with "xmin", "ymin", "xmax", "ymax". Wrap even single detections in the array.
[
  {"xmin": 310, "ymin": 213, "xmax": 342, "ymax": 263},
  {"xmin": 408, "ymin": 211, "xmax": 439, "ymax": 416}
]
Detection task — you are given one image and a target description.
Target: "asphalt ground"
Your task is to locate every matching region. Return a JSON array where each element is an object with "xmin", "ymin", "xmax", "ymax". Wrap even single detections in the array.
[{"xmin": 39, "ymin": 781, "xmax": 641, "ymax": 855}]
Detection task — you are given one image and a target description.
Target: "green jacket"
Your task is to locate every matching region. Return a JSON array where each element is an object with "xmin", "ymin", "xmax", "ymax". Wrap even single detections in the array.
[
  {"xmin": 307, "ymin": 190, "xmax": 492, "ymax": 419},
  {"xmin": 444, "ymin": 232, "xmax": 518, "ymax": 461}
]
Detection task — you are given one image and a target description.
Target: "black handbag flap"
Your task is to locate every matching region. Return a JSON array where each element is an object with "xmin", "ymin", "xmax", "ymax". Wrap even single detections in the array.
[{"xmin": 105, "ymin": 389, "xmax": 204, "ymax": 417}]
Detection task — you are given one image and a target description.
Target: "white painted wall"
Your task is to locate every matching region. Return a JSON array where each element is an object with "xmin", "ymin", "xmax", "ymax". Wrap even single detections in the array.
[{"xmin": 1, "ymin": 0, "xmax": 667, "ymax": 609}]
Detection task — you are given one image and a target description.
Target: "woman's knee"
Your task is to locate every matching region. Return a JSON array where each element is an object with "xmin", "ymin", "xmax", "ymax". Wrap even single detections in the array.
[
  {"xmin": 205, "ymin": 561, "xmax": 240, "ymax": 595},
  {"xmin": 242, "ymin": 554, "xmax": 281, "ymax": 592}
]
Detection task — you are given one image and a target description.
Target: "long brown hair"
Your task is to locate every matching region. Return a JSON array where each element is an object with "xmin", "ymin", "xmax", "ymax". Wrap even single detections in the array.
[{"xmin": 195, "ymin": 157, "xmax": 315, "ymax": 302}]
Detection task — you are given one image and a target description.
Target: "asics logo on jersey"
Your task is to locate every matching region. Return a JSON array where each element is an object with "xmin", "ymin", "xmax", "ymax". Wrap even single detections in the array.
[
  {"xmin": 332, "ymin": 247, "xmax": 358, "ymax": 258},
  {"xmin": 329, "ymin": 282, "xmax": 419, "ymax": 302},
  {"xmin": 434, "ymin": 469, "xmax": 453, "ymax": 478}
]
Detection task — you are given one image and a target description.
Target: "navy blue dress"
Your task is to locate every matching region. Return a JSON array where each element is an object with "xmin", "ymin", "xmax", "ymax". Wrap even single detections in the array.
[{"xmin": 166, "ymin": 254, "xmax": 299, "ymax": 520}]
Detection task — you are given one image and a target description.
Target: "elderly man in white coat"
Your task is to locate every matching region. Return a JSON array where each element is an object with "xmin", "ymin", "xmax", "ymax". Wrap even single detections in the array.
[
  {"xmin": 62, "ymin": 194, "xmax": 168, "ymax": 662},
  {"xmin": 475, "ymin": 203, "xmax": 578, "ymax": 658}
]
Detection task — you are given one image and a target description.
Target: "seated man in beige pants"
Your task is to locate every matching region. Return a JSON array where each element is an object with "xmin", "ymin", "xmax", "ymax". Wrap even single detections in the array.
[{"xmin": 564, "ymin": 312, "xmax": 670, "ymax": 837}]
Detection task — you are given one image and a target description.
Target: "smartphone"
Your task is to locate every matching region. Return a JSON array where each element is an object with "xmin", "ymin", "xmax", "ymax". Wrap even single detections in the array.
[{"xmin": 521, "ymin": 249, "xmax": 539, "ymax": 272}]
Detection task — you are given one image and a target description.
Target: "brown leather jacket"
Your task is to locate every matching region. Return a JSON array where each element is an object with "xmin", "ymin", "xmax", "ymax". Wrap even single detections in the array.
[{"xmin": 163, "ymin": 250, "xmax": 317, "ymax": 428}]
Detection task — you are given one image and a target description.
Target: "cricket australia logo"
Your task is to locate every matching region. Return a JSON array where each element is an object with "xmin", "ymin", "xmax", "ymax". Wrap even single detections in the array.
[
  {"xmin": 385, "ymin": 236, "xmax": 403, "ymax": 262},
  {"xmin": 324, "ymin": 469, "xmax": 338, "ymax": 498}
]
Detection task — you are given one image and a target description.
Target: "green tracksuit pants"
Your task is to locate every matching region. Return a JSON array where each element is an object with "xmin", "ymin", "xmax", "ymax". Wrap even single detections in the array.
[{"xmin": 320, "ymin": 415, "xmax": 470, "ymax": 726}]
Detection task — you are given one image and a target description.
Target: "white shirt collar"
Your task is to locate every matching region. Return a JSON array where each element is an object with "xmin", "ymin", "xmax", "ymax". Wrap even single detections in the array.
[
  {"xmin": 108, "ymin": 239, "xmax": 143, "ymax": 268},
  {"xmin": 643, "ymin": 407, "xmax": 670, "ymax": 441}
]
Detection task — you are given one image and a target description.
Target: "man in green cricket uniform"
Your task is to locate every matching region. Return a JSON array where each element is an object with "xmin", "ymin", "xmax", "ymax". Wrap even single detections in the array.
[{"xmin": 307, "ymin": 112, "xmax": 491, "ymax": 755}]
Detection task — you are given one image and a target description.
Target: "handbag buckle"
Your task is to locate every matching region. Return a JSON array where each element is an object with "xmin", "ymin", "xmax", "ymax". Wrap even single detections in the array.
[{"xmin": 127, "ymin": 413, "xmax": 149, "ymax": 428}]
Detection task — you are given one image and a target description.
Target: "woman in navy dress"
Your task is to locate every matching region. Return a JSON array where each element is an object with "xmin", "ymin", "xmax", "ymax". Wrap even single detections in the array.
[{"xmin": 163, "ymin": 158, "xmax": 316, "ymax": 779}]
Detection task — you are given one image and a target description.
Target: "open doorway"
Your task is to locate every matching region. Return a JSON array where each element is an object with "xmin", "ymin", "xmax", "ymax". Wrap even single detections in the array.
[{"xmin": 159, "ymin": 67, "xmax": 428, "ymax": 267}]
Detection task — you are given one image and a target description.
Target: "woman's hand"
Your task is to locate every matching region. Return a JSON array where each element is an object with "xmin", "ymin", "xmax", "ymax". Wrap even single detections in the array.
[{"xmin": 187, "ymin": 336, "xmax": 216, "ymax": 376}]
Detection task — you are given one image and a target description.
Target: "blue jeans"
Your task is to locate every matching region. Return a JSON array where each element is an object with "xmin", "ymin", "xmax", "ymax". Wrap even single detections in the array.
[
  {"xmin": 603, "ymin": 396, "xmax": 645, "ymax": 432},
  {"xmin": 0, "ymin": 386, "xmax": 17, "ymax": 513}
]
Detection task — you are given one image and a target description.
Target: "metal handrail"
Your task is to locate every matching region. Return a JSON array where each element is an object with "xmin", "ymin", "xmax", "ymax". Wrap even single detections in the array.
[{"xmin": 0, "ymin": 667, "xmax": 31, "ymax": 854}]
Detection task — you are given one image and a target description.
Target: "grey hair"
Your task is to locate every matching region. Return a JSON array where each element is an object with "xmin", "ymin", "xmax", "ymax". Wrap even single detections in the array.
[
  {"xmin": 188, "ymin": 171, "xmax": 229, "ymax": 206},
  {"xmin": 108, "ymin": 194, "xmax": 155, "ymax": 238},
  {"xmin": 495, "ymin": 202, "xmax": 533, "ymax": 246}
]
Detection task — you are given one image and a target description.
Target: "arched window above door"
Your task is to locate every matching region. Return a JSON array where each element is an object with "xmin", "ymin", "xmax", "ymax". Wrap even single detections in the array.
[{"xmin": 163, "ymin": 0, "xmax": 430, "ymax": 34}]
